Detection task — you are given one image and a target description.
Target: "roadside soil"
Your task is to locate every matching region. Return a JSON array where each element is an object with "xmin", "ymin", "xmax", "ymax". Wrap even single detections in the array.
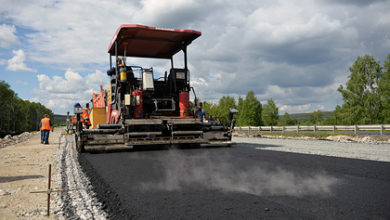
[{"xmin": 0, "ymin": 129, "xmax": 63, "ymax": 219}]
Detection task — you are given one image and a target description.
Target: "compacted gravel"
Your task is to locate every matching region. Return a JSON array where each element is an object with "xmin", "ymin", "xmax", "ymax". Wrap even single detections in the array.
[
  {"xmin": 56, "ymin": 135, "xmax": 108, "ymax": 219},
  {"xmin": 233, "ymin": 136, "xmax": 390, "ymax": 162},
  {"xmin": 80, "ymin": 138, "xmax": 390, "ymax": 219}
]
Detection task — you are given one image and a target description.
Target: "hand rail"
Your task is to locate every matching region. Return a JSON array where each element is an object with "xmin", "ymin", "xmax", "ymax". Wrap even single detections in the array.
[{"xmin": 234, "ymin": 124, "xmax": 390, "ymax": 135}]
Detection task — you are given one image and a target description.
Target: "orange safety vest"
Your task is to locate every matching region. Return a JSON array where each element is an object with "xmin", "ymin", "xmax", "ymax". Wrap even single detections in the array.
[
  {"xmin": 41, "ymin": 118, "xmax": 51, "ymax": 130},
  {"xmin": 81, "ymin": 108, "xmax": 89, "ymax": 119},
  {"xmin": 81, "ymin": 108, "xmax": 91, "ymax": 125}
]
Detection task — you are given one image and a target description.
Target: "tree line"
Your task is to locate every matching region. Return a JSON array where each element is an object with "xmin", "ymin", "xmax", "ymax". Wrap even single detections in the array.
[
  {"xmin": 202, "ymin": 54, "xmax": 390, "ymax": 126},
  {"xmin": 1, "ymin": 53, "xmax": 388, "ymax": 136},
  {"xmin": 0, "ymin": 80, "xmax": 54, "ymax": 136}
]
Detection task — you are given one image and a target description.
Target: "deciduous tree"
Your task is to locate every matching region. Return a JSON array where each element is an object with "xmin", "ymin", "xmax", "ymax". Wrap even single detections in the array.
[
  {"xmin": 337, "ymin": 54, "xmax": 382, "ymax": 124},
  {"xmin": 0, "ymin": 80, "xmax": 53, "ymax": 135},
  {"xmin": 378, "ymin": 55, "xmax": 390, "ymax": 123},
  {"xmin": 238, "ymin": 91, "xmax": 262, "ymax": 126},
  {"xmin": 218, "ymin": 96, "xmax": 236, "ymax": 124},
  {"xmin": 262, "ymin": 99, "xmax": 279, "ymax": 126},
  {"xmin": 309, "ymin": 110, "xmax": 323, "ymax": 124},
  {"xmin": 278, "ymin": 112, "xmax": 296, "ymax": 126}
]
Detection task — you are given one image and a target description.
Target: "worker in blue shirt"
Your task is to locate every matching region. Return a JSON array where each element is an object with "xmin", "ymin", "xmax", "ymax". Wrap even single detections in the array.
[{"xmin": 195, "ymin": 102, "xmax": 206, "ymax": 122}]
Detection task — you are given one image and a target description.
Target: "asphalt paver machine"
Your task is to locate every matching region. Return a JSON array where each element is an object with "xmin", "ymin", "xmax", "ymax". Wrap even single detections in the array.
[{"xmin": 74, "ymin": 24, "xmax": 236, "ymax": 152}]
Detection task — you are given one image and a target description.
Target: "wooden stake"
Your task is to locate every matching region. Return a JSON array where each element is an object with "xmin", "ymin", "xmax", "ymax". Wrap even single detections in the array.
[{"xmin": 47, "ymin": 164, "xmax": 51, "ymax": 216}]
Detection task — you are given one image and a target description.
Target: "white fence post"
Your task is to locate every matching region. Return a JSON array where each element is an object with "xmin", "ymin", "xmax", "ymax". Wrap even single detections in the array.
[
  {"xmin": 282, "ymin": 126, "xmax": 285, "ymax": 134},
  {"xmin": 380, "ymin": 124, "xmax": 384, "ymax": 136},
  {"xmin": 313, "ymin": 125, "xmax": 316, "ymax": 133},
  {"xmin": 297, "ymin": 125, "xmax": 300, "ymax": 133},
  {"xmin": 354, "ymin": 125, "xmax": 357, "ymax": 135},
  {"xmin": 270, "ymin": 126, "xmax": 273, "ymax": 134}
]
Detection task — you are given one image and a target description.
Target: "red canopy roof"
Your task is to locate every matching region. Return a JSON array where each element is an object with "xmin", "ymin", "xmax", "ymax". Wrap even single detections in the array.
[{"xmin": 107, "ymin": 24, "xmax": 201, "ymax": 59}]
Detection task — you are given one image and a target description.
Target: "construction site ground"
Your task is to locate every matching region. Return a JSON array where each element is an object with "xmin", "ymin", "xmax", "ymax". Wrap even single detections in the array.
[{"xmin": 0, "ymin": 129, "xmax": 62, "ymax": 219}]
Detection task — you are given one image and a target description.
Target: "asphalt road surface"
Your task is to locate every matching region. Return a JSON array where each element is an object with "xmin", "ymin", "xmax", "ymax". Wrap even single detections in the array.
[{"xmin": 81, "ymin": 143, "xmax": 390, "ymax": 219}]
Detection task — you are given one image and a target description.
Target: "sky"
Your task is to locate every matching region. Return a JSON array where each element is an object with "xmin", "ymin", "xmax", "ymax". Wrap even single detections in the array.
[{"xmin": 0, "ymin": 0, "xmax": 389, "ymax": 115}]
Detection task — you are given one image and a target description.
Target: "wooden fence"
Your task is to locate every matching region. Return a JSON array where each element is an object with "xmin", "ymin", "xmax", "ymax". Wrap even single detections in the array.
[{"xmin": 235, "ymin": 125, "xmax": 390, "ymax": 135}]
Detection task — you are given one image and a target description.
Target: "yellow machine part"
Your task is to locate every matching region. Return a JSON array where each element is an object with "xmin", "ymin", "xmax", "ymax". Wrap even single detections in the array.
[
  {"xmin": 120, "ymin": 70, "xmax": 127, "ymax": 81},
  {"xmin": 90, "ymin": 107, "xmax": 106, "ymax": 129},
  {"xmin": 107, "ymin": 82, "xmax": 111, "ymax": 105}
]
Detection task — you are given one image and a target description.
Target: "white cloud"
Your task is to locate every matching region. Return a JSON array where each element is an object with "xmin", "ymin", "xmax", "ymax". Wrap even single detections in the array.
[
  {"xmin": 244, "ymin": 1, "xmax": 342, "ymax": 47},
  {"xmin": 280, "ymin": 104, "xmax": 311, "ymax": 113},
  {"xmin": 191, "ymin": 77, "xmax": 208, "ymax": 87},
  {"xmin": 1, "ymin": 0, "xmax": 390, "ymax": 113},
  {"xmin": 0, "ymin": 24, "xmax": 19, "ymax": 48},
  {"xmin": 7, "ymin": 49, "xmax": 37, "ymax": 72},
  {"xmin": 34, "ymin": 69, "xmax": 108, "ymax": 113},
  {"xmin": 133, "ymin": 0, "xmax": 213, "ymax": 27},
  {"xmin": 316, "ymin": 105, "xmax": 326, "ymax": 111}
]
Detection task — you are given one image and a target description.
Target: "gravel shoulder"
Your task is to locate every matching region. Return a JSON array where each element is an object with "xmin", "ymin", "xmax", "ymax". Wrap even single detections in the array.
[
  {"xmin": 0, "ymin": 129, "xmax": 109, "ymax": 220},
  {"xmin": 0, "ymin": 129, "xmax": 62, "ymax": 219},
  {"xmin": 233, "ymin": 136, "xmax": 390, "ymax": 162}
]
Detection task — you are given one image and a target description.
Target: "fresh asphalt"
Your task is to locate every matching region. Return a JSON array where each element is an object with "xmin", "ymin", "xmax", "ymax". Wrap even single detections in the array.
[{"xmin": 80, "ymin": 143, "xmax": 390, "ymax": 219}]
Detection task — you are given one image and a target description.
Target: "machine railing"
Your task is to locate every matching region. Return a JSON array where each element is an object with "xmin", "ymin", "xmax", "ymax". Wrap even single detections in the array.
[{"xmin": 234, "ymin": 124, "xmax": 390, "ymax": 136}]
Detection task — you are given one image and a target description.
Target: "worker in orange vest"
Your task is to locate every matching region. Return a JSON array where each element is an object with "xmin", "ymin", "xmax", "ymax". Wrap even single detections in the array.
[
  {"xmin": 40, "ymin": 114, "xmax": 53, "ymax": 144},
  {"xmin": 74, "ymin": 103, "xmax": 91, "ymax": 129},
  {"xmin": 81, "ymin": 103, "xmax": 91, "ymax": 129}
]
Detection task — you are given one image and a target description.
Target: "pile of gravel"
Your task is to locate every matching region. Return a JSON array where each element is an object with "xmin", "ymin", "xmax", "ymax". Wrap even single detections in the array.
[
  {"xmin": 0, "ymin": 131, "xmax": 39, "ymax": 148},
  {"xmin": 325, "ymin": 135, "xmax": 390, "ymax": 144}
]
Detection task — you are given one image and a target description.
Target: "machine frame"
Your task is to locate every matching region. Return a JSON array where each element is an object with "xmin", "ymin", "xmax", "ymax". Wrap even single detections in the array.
[{"xmin": 74, "ymin": 24, "xmax": 235, "ymax": 152}]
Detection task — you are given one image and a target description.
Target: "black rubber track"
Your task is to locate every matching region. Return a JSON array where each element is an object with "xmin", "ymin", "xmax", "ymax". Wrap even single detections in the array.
[{"xmin": 80, "ymin": 143, "xmax": 390, "ymax": 219}]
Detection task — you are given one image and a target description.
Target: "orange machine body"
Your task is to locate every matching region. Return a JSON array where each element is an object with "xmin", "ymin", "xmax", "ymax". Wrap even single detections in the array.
[
  {"xmin": 132, "ymin": 90, "xmax": 143, "ymax": 118},
  {"xmin": 179, "ymin": 91, "xmax": 190, "ymax": 117}
]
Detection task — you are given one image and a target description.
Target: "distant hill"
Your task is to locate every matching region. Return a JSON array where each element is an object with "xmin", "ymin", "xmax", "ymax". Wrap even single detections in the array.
[
  {"xmin": 287, "ymin": 111, "xmax": 334, "ymax": 122},
  {"xmin": 53, "ymin": 114, "xmax": 68, "ymax": 126}
]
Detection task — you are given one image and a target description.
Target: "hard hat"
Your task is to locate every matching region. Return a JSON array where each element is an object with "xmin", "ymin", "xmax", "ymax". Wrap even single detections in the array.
[{"xmin": 74, "ymin": 103, "xmax": 81, "ymax": 108}]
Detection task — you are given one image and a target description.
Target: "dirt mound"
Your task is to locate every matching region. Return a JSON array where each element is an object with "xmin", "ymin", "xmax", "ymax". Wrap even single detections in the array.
[{"xmin": 0, "ymin": 131, "xmax": 39, "ymax": 148}]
